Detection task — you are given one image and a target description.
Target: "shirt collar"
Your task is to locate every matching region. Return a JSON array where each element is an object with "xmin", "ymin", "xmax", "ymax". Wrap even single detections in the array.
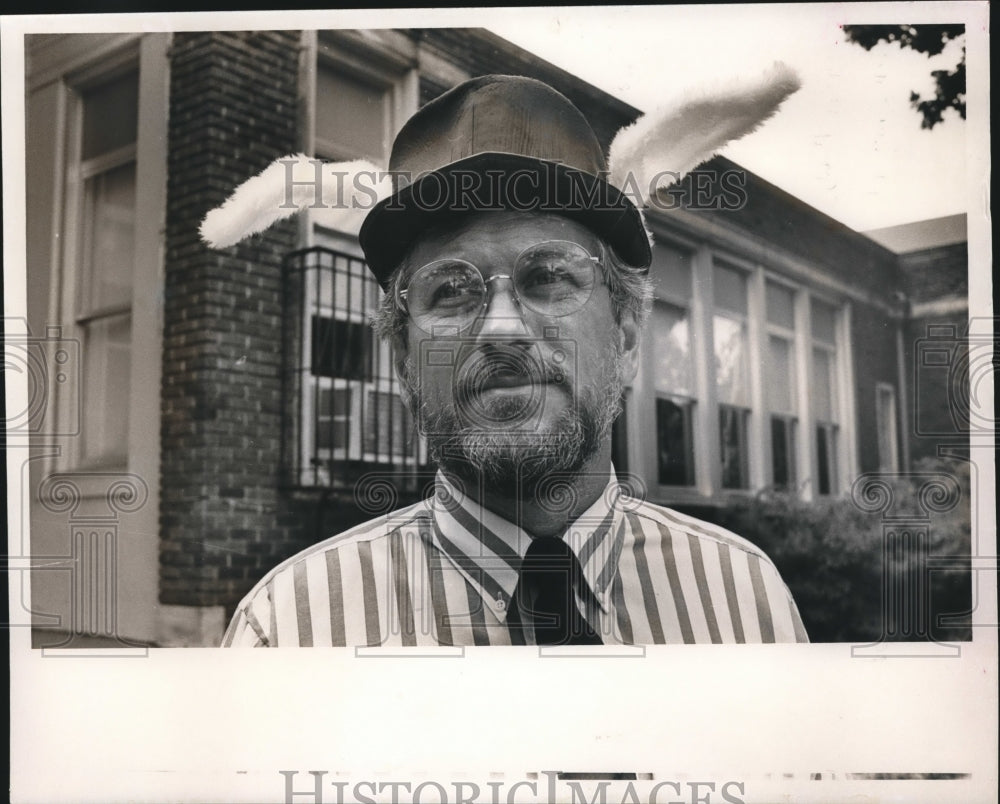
[{"xmin": 428, "ymin": 468, "xmax": 627, "ymax": 621}]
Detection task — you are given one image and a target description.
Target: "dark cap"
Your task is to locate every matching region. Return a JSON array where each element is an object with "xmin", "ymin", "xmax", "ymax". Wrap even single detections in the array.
[{"xmin": 358, "ymin": 75, "xmax": 652, "ymax": 288}]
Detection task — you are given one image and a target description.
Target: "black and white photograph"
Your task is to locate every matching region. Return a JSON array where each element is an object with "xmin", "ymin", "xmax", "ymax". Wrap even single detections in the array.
[{"xmin": 4, "ymin": 4, "xmax": 995, "ymax": 803}]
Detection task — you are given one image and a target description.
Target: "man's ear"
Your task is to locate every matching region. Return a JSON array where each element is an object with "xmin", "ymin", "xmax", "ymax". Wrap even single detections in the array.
[{"xmin": 618, "ymin": 310, "xmax": 642, "ymax": 385}]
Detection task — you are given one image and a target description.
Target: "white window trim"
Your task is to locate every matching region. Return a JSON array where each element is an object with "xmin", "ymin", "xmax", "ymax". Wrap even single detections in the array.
[{"xmin": 793, "ymin": 286, "xmax": 815, "ymax": 501}]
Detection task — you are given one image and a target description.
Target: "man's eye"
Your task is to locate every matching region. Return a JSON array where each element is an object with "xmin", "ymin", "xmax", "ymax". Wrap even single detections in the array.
[
  {"xmin": 430, "ymin": 278, "xmax": 475, "ymax": 305},
  {"xmin": 522, "ymin": 263, "xmax": 571, "ymax": 288}
]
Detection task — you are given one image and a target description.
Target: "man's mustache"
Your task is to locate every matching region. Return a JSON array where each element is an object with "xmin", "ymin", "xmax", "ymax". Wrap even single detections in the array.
[{"xmin": 453, "ymin": 344, "xmax": 568, "ymax": 398}]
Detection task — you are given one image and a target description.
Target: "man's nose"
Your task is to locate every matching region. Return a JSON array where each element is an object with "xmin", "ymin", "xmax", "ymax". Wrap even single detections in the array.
[{"xmin": 471, "ymin": 275, "xmax": 530, "ymax": 338}]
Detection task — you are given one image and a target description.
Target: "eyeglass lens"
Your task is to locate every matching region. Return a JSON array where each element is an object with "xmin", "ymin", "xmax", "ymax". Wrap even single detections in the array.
[{"xmin": 403, "ymin": 240, "xmax": 597, "ymax": 331}]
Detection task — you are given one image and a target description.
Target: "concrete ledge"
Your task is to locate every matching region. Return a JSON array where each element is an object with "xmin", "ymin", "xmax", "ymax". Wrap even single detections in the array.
[{"xmin": 156, "ymin": 604, "xmax": 227, "ymax": 647}]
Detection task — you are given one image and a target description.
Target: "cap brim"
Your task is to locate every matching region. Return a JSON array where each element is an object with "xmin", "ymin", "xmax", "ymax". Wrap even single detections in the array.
[{"xmin": 359, "ymin": 152, "xmax": 651, "ymax": 289}]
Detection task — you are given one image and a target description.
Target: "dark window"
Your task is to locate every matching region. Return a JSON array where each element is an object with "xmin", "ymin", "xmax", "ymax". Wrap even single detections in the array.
[
  {"xmin": 657, "ymin": 397, "xmax": 695, "ymax": 486},
  {"xmin": 719, "ymin": 405, "xmax": 750, "ymax": 489},
  {"xmin": 770, "ymin": 416, "xmax": 796, "ymax": 490},
  {"xmin": 316, "ymin": 387, "xmax": 350, "ymax": 452},
  {"xmin": 816, "ymin": 423, "xmax": 838, "ymax": 496},
  {"xmin": 311, "ymin": 315, "xmax": 373, "ymax": 380},
  {"xmin": 364, "ymin": 390, "xmax": 415, "ymax": 459}
]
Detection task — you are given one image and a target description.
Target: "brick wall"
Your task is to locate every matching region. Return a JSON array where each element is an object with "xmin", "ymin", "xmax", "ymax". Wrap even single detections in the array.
[
  {"xmin": 851, "ymin": 301, "xmax": 904, "ymax": 473},
  {"xmin": 900, "ymin": 242, "xmax": 968, "ymax": 302},
  {"xmin": 160, "ymin": 31, "xmax": 310, "ymax": 610}
]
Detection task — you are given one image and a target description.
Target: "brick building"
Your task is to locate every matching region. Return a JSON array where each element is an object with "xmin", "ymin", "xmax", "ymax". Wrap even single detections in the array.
[{"xmin": 22, "ymin": 29, "xmax": 969, "ymax": 647}]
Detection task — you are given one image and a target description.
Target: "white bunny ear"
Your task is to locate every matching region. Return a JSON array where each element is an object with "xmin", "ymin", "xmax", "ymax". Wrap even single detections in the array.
[
  {"xmin": 607, "ymin": 61, "xmax": 802, "ymax": 205},
  {"xmin": 199, "ymin": 154, "xmax": 391, "ymax": 248}
]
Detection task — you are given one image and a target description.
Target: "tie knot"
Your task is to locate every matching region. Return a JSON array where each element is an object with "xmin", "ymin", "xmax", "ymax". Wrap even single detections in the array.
[{"xmin": 521, "ymin": 535, "xmax": 574, "ymax": 568}]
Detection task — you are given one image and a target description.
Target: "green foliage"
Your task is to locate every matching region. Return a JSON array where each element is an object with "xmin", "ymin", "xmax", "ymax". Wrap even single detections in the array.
[
  {"xmin": 842, "ymin": 24, "xmax": 966, "ymax": 129},
  {"xmin": 716, "ymin": 456, "xmax": 972, "ymax": 643}
]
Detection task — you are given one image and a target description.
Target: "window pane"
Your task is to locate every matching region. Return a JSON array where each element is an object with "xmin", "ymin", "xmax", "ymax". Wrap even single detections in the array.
[
  {"xmin": 766, "ymin": 335, "xmax": 795, "ymax": 413},
  {"xmin": 316, "ymin": 65, "xmax": 388, "ymax": 161},
  {"xmin": 811, "ymin": 299, "xmax": 837, "ymax": 344},
  {"xmin": 812, "ymin": 347, "xmax": 836, "ymax": 422},
  {"xmin": 713, "ymin": 262, "xmax": 747, "ymax": 315},
  {"xmin": 316, "ymin": 387, "xmax": 350, "ymax": 453},
  {"xmin": 654, "ymin": 243, "xmax": 692, "ymax": 301},
  {"xmin": 656, "ymin": 397, "xmax": 695, "ymax": 486},
  {"xmin": 719, "ymin": 405, "xmax": 750, "ymax": 489},
  {"xmin": 652, "ymin": 303, "xmax": 693, "ymax": 396},
  {"xmin": 311, "ymin": 316, "xmax": 373, "ymax": 380},
  {"xmin": 714, "ymin": 315, "xmax": 749, "ymax": 406},
  {"xmin": 771, "ymin": 416, "xmax": 796, "ymax": 490},
  {"xmin": 364, "ymin": 390, "xmax": 414, "ymax": 458},
  {"xmin": 82, "ymin": 313, "xmax": 131, "ymax": 463},
  {"xmin": 82, "ymin": 71, "xmax": 138, "ymax": 160},
  {"xmin": 816, "ymin": 424, "xmax": 838, "ymax": 495},
  {"xmin": 876, "ymin": 386, "xmax": 898, "ymax": 471},
  {"xmin": 766, "ymin": 281, "xmax": 795, "ymax": 329},
  {"xmin": 81, "ymin": 161, "xmax": 136, "ymax": 313}
]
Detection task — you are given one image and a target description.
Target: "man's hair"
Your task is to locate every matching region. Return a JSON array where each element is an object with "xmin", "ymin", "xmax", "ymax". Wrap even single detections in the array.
[{"xmin": 371, "ymin": 237, "xmax": 654, "ymax": 354}]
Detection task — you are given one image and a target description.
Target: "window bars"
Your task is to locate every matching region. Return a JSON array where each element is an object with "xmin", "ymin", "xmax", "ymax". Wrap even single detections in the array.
[{"xmin": 283, "ymin": 246, "xmax": 428, "ymax": 490}]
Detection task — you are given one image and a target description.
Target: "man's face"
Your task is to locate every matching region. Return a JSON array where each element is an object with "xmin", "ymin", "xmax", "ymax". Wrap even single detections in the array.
[{"xmin": 396, "ymin": 211, "xmax": 641, "ymax": 492}]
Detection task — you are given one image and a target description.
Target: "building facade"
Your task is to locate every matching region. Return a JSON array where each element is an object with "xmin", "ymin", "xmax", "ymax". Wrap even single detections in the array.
[{"xmin": 22, "ymin": 29, "xmax": 965, "ymax": 647}]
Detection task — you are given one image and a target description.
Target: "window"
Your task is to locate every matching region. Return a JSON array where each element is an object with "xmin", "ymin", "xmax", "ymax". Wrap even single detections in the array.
[
  {"xmin": 291, "ymin": 243, "xmax": 422, "ymax": 487},
  {"xmin": 811, "ymin": 299, "xmax": 840, "ymax": 495},
  {"xmin": 72, "ymin": 70, "xmax": 139, "ymax": 466},
  {"xmin": 765, "ymin": 282, "xmax": 797, "ymax": 490},
  {"xmin": 315, "ymin": 61, "xmax": 394, "ymax": 163},
  {"xmin": 876, "ymin": 383, "xmax": 899, "ymax": 472},
  {"xmin": 650, "ymin": 244, "xmax": 696, "ymax": 486},
  {"xmin": 633, "ymin": 232, "xmax": 857, "ymax": 502},
  {"xmin": 713, "ymin": 261, "xmax": 751, "ymax": 489},
  {"xmin": 289, "ymin": 37, "xmax": 422, "ymax": 486}
]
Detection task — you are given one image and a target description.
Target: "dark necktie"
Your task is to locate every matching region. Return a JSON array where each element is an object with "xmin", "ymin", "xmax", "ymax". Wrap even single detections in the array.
[{"xmin": 509, "ymin": 536, "xmax": 602, "ymax": 645}]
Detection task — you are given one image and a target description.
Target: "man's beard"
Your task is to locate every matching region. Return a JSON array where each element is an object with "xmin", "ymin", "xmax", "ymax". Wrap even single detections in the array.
[{"xmin": 405, "ymin": 344, "xmax": 626, "ymax": 497}]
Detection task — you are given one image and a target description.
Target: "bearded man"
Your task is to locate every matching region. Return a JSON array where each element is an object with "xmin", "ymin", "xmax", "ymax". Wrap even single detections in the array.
[{"xmin": 220, "ymin": 75, "xmax": 808, "ymax": 647}]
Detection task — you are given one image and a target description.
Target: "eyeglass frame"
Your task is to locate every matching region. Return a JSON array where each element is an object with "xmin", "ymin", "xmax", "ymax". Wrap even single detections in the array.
[{"xmin": 394, "ymin": 239, "xmax": 608, "ymax": 333}]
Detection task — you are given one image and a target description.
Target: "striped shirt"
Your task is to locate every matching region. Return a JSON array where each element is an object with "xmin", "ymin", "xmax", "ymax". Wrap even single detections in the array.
[{"xmin": 222, "ymin": 471, "xmax": 808, "ymax": 646}]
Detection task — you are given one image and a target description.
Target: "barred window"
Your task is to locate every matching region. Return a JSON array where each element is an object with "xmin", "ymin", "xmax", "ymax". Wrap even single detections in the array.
[{"xmin": 285, "ymin": 246, "xmax": 425, "ymax": 487}]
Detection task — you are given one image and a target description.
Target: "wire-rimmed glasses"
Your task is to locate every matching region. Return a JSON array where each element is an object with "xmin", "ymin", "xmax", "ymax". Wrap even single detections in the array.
[{"xmin": 397, "ymin": 240, "xmax": 602, "ymax": 334}]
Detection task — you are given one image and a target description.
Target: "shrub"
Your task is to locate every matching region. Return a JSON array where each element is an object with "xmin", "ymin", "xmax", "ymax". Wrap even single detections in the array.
[{"xmin": 715, "ymin": 456, "xmax": 972, "ymax": 643}]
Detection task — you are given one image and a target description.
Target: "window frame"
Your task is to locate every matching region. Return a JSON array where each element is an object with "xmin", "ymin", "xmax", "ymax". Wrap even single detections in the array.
[
  {"xmin": 637, "ymin": 237, "xmax": 704, "ymax": 497},
  {"xmin": 763, "ymin": 277, "xmax": 800, "ymax": 491},
  {"xmin": 809, "ymin": 296, "xmax": 848, "ymax": 497},
  {"xmin": 58, "ymin": 55, "xmax": 142, "ymax": 470},
  {"xmin": 710, "ymin": 254, "xmax": 756, "ymax": 493}
]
